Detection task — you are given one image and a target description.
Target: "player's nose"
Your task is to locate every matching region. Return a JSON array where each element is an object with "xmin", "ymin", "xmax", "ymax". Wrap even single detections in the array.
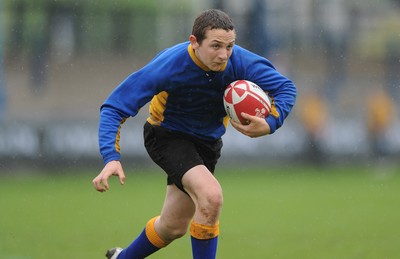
[{"xmin": 218, "ymin": 49, "xmax": 229, "ymax": 61}]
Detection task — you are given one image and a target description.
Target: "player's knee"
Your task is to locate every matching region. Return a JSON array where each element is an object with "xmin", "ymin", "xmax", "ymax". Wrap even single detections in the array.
[
  {"xmin": 208, "ymin": 190, "xmax": 224, "ymax": 210},
  {"xmin": 198, "ymin": 188, "xmax": 223, "ymax": 221}
]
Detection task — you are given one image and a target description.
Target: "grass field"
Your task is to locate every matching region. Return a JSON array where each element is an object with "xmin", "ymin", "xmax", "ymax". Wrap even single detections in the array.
[{"xmin": 1, "ymin": 165, "xmax": 400, "ymax": 259}]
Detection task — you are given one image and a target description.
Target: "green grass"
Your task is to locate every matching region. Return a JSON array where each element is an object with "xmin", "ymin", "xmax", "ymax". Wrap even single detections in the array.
[{"xmin": 1, "ymin": 165, "xmax": 400, "ymax": 259}]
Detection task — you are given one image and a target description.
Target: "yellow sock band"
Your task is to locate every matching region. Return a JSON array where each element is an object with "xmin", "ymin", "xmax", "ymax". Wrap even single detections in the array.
[
  {"xmin": 190, "ymin": 221, "xmax": 220, "ymax": 240},
  {"xmin": 145, "ymin": 216, "xmax": 167, "ymax": 248}
]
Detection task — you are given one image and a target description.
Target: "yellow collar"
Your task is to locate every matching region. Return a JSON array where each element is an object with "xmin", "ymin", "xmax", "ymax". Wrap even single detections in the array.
[{"xmin": 187, "ymin": 44, "xmax": 227, "ymax": 72}]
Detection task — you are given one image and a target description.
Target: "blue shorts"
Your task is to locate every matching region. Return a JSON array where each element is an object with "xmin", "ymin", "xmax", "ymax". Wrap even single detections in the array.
[{"xmin": 143, "ymin": 122, "xmax": 223, "ymax": 193}]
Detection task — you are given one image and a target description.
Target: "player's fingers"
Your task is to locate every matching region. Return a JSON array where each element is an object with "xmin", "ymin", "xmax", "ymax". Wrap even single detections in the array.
[
  {"xmin": 240, "ymin": 112, "xmax": 251, "ymax": 119},
  {"xmin": 229, "ymin": 118, "xmax": 242, "ymax": 129},
  {"xmin": 92, "ymin": 177, "xmax": 106, "ymax": 192},
  {"xmin": 230, "ymin": 122, "xmax": 249, "ymax": 136},
  {"xmin": 107, "ymin": 166, "xmax": 125, "ymax": 186},
  {"xmin": 121, "ymin": 169, "xmax": 126, "ymax": 185},
  {"xmin": 102, "ymin": 177, "xmax": 110, "ymax": 190},
  {"xmin": 119, "ymin": 173, "xmax": 125, "ymax": 185},
  {"xmin": 114, "ymin": 168, "xmax": 126, "ymax": 186},
  {"xmin": 241, "ymin": 112, "xmax": 255, "ymax": 123}
]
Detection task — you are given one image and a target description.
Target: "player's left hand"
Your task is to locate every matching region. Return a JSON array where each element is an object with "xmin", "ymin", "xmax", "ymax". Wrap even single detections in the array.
[
  {"xmin": 92, "ymin": 160, "xmax": 125, "ymax": 192},
  {"xmin": 230, "ymin": 112, "xmax": 270, "ymax": 138}
]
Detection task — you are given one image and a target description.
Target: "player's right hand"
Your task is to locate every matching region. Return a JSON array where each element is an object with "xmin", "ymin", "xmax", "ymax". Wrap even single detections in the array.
[
  {"xmin": 230, "ymin": 112, "xmax": 271, "ymax": 138},
  {"xmin": 92, "ymin": 160, "xmax": 125, "ymax": 192}
]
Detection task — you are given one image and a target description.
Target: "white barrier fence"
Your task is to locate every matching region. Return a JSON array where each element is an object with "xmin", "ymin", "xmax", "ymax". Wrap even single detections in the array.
[{"xmin": 1, "ymin": 119, "xmax": 399, "ymax": 168}]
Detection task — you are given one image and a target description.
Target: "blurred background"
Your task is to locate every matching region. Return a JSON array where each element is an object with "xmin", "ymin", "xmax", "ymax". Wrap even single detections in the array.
[{"xmin": 1, "ymin": 0, "xmax": 399, "ymax": 171}]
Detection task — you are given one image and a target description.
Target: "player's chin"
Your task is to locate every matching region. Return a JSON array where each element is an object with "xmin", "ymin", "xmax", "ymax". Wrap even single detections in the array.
[{"xmin": 210, "ymin": 63, "xmax": 224, "ymax": 71}]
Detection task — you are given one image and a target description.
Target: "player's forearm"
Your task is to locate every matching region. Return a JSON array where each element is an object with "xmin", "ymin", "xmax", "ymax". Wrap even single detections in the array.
[
  {"xmin": 266, "ymin": 82, "xmax": 297, "ymax": 133},
  {"xmin": 99, "ymin": 106, "xmax": 127, "ymax": 164}
]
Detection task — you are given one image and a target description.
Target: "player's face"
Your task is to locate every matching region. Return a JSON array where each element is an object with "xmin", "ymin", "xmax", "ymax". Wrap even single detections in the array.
[{"xmin": 190, "ymin": 29, "xmax": 236, "ymax": 72}]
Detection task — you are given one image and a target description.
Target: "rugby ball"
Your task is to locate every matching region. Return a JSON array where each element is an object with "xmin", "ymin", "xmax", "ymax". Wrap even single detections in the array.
[{"xmin": 223, "ymin": 80, "xmax": 271, "ymax": 124}]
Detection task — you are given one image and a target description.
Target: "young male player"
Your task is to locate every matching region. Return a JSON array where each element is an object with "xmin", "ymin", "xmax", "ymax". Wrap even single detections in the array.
[{"xmin": 92, "ymin": 9, "xmax": 297, "ymax": 259}]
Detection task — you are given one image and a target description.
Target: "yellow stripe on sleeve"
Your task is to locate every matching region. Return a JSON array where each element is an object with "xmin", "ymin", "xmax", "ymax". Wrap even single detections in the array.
[
  {"xmin": 147, "ymin": 91, "xmax": 168, "ymax": 125},
  {"xmin": 269, "ymin": 97, "xmax": 280, "ymax": 118},
  {"xmin": 115, "ymin": 118, "xmax": 127, "ymax": 153}
]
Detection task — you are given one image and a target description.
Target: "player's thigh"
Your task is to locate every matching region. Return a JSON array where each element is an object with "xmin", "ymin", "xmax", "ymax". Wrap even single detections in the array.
[
  {"xmin": 144, "ymin": 122, "xmax": 207, "ymax": 191},
  {"xmin": 182, "ymin": 165, "xmax": 223, "ymax": 207}
]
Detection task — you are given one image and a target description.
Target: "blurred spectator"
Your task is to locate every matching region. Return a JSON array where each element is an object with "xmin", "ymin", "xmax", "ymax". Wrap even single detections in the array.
[
  {"xmin": 366, "ymin": 88, "xmax": 397, "ymax": 157},
  {"xmin": 297, "ymin": 92, "xmax": 329, "ymax": 164}
]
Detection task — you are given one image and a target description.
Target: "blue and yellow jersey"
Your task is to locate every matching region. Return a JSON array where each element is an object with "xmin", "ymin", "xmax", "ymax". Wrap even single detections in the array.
[{"xmin": 99, "ymin": 42, "xmax": 297, "ymax": 164}]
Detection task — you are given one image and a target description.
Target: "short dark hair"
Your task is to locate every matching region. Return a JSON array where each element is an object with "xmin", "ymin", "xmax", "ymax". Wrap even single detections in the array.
[{"xmin": 192, "ymin": 9, "xmax": 235, "ymax": 44}]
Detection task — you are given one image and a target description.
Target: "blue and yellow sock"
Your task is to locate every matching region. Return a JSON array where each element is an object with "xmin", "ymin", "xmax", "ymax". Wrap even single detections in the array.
[
  {"xmin": 190, "ymin": 221, "xmax": 219, "ymax": 259},
  {"xmin": 117, "ymin": 216, "xmax": 167, "ymax": 259}
]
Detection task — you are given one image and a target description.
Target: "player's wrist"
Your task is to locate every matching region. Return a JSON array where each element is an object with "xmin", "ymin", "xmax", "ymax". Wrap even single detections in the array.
[
  {"xmin": 103, "ymin": 154, "xmax": 121, "ymax": 165},
  {"xmin": 265, "ymin": 116, "xmax": 276, "ymax": 134}
]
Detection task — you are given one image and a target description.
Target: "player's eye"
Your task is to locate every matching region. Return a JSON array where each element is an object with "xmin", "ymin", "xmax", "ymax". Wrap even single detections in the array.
[{"xmin": 212, "ymin": 44, "xmax": 221, "ymax": 49}]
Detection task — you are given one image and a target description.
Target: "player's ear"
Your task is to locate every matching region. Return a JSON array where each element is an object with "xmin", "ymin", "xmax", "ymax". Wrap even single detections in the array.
[{"xmin": 189, "ymin": 35, "xmax": 199, "ymax": 49}]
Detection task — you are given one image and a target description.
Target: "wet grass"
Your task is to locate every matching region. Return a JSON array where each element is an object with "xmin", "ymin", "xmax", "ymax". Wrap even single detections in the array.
[{"xmin": 1, "ymin": 165, "xmax": 399, "ymax": 258}]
